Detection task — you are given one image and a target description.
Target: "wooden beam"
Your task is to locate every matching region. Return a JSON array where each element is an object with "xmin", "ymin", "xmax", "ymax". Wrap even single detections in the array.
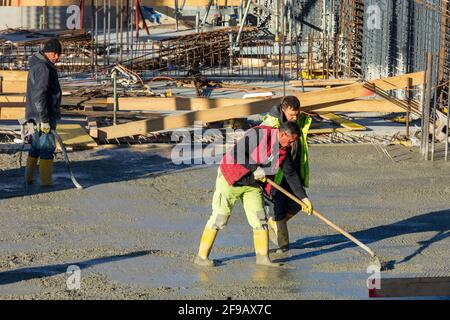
[
  {"xmin": 289, "ymin": 79, "xmax": 359, "ymax": 87},
  {"xmin": 105, "ymin": 97, "xmax": 265, "ymax": 111},
  {"xmin": 97, "ymin": 98, "xmax": 282, "ymax": 140},
  {"xmin": 296, "ymin": 72, "xmax": 424, "ymax": 107},
  {"xmin": 0, "ymin": 95, "xmax": 26, "ymax": 103},
  {"xmin": 0, "ymin": 81, "xmax": 27, "ymax": 93},
  {"xmin": 61, "ymin": 97, "xmax": 109, "ymax": 107},
  {"xmin": 56, "ymin": 124, "xmax": 98, "ymax": 148},
  {"xmin": 0, "ymin": 71, "xmax": 28, "ymax": 81},
  {"xmin": 370, "ymin": 277, "xmax": 450, "ymax": 298},
  {"xmin": 304, "ymin": 99, "xmax": 416, "ymax": 113},
  {"xmin": 0, "ymin": 107, "xmax": 25, "ymax": 119}
]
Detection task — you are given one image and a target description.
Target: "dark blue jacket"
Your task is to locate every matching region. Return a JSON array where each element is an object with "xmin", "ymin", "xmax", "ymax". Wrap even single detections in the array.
[{"xmin": 25, "ymin": 51, "xmax": 61, "ymax": 126}]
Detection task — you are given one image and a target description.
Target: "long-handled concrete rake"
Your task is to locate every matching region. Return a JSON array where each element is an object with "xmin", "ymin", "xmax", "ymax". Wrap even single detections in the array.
[
  {"xmin": 266, "ymin": 178, "xmax": 383, "ymax": 270},
  {"xmin": 52, "ymin": 130, "xmax": 83, "ymax": 190}
]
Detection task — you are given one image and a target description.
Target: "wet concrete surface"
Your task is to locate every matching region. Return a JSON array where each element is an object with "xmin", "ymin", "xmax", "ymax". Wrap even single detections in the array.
[{"xmin": 0, "ymin": 144, "xmax": 449, "ymax": 299}]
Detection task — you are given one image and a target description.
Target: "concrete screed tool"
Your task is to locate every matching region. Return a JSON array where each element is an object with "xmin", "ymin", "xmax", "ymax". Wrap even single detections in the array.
[{"xmin": 266, "ymin": 178, "xmax": 383, "ymax": 270}]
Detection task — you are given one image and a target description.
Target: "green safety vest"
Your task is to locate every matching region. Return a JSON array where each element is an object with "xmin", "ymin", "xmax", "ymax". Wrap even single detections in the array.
[{"xmin": 261, "ymin": 113, "xmax": 312, "ymax": 188}]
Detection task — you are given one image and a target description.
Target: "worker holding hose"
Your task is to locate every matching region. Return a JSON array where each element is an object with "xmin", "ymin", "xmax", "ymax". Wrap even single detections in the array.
[
  {"xmin": 261, "ymin": 95, "xmax": 314, "ymax": 252},
  {"xmin": 194, "ymin": 121, "xmax": 300, "ymax": 267},
  {"xmin": 24, "ymin": 38, "xmax": 63, "ymax": 187}
]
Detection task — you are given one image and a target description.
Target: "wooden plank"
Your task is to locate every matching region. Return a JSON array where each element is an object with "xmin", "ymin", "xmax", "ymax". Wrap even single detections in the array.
[
  {"xmin": 0, "ymin": 94, "xmax": 26, "ymax": 103},
  {"xmin": 1, "ymin": 81, "xmax": 27, "ymax": 93},
  {"xmin": 303, "ymin": 99, "xmax": 413, "ymax": 113},
  {"xmin": 56, "ymin": 124, "xmax": 97, "ymax": 147},
  {"xmin": 61, "ymin": 97, "xmax": 109, "ymax": 107},
  {"xmin": 0, "ymin": 107, "xmax": 25, "ymax": 120},
  {"xmin": 296, "ymin": 72, "xmax": 424, "ymax": 107},
  {"xmin": 290, "ymin": 79, "xmax": 359, "ymax": 87},
  {"xmin": 0, "ymin": 103, "xmax": 26, "ymax": 119},
  {"xmin": 320, "ymin": 113, "xmax": 366, "ymax": 131},
  {"xmin": 308, "ymin": 128, "xmax": 353, "ymax": 134},
  {"xmin": 105, "ymin": 97, "xmax": 265, "ymax": 111},
  {"xmin": 98, "ymin": 98, "xmax": 282, "ymax": 140},
  {"xmin": 0, "ymin": 71, "xmax": 28, "ymax": 81},
  {"xmin": 370, "ymin": 277, "xmax": 450, "ymax": 298},
  {"xmin": 0, "ymin": 72, "xmax": 27, "ymax": 93}
]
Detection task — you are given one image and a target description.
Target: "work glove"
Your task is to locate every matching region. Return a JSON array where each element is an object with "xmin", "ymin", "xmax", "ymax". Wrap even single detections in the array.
[
  {"xmin": 301, "ymin": 197, "xmax": 314, "ymax": 215},
  {"xmin": 40, "ymin": 123, "xmax": 51, "ymax": 134},
  {"xmin": 253, "ymin": 167, "xmax": 267, "ymax": 183}
]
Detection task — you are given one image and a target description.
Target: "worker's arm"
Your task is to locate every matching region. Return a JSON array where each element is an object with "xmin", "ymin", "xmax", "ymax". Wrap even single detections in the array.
[
  {"xmin": 30, "ymin": 64, "xmax": 51, "ymax": 125},
  {"xmin": 282, "ymin": 154, "xmax": 307, "ymax": 200}
]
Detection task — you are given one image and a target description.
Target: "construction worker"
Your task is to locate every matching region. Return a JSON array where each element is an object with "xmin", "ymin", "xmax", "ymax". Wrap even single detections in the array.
[
  {"xmin": 24, "ymin": 38, "xmax": 63, "ymax": 187},
  {"xmin": 261, "ymin": 95, "xmax": 314, "ymax": 252},
  {"xmin": 194, "ymin": 121, "xmax": 301, "ymax": 267}
]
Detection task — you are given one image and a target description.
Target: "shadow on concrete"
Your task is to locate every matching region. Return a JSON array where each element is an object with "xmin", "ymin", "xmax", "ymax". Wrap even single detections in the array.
[
  {"xmin": 0, "ymin": 147, "xmax": 203, "ymax": 200},
  {"xmin": 280, "ymin": 209, "xmax": 450, "ymax": 268},
  {"xmin": 217, "ymin": 209, "xmax": 450, "ymax": 268},
  {"xmin": 0, "ymin": 250, "xmax": 153, "ymax": 286}
]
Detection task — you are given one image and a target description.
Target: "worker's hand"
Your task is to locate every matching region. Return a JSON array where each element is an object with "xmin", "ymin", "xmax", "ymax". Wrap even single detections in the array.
[
  {"xmin": 253, "ymin": 167, "xmax": 267, "ymax": 183},
  {"xmin": 40, "ymin": 123, "xmax": 51, "ymax": 134},
  {"xmin": 301, "ymin": 198, "xmax": 314, "ymax": 215}
]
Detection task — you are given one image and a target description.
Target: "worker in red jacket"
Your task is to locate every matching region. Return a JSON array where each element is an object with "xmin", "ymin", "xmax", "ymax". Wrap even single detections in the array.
[{"xmin": 194, "ymin": 121, "xmax": 311, "ymax": 267}]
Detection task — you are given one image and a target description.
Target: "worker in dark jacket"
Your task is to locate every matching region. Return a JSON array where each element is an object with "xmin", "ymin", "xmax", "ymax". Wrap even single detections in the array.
[
  {"xmin": 261, "ymin": 96, "xmax": 314, "ymax": 252},
  {"xmin": 24, "ymin": 38, "xmax": 62, "ymax": 186},
  {"xmin": 194, "ymin": 121, "xmax": 310, "ymax": 268}
]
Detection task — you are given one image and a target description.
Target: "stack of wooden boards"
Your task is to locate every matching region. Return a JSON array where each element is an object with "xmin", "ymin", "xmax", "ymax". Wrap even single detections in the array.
[{"xmin": 0, "ymin": 71, "xmax": 425, "ymax": 143}]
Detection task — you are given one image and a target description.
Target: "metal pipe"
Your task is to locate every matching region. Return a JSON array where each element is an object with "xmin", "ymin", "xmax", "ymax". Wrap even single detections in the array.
[
  {"xmin": 112, "ymin": 70, "xmax": 118, "ymax": 126},
  {"xmin": 92, "ymin": 0, "xmax": 96, "ymax": 72},
  {"xmin": 135, "ymin": 0, "xmax": 139, "ymax": 40},
  {"xmin": 95, "ymin": 0, "xmax": 99, "ymax": 74},
  {"xmin": 238, "ymin": 0, "xmax": 243, "ymax": 23},
  {"xmin": 431, "ymin": 51, "xmax": 440, "ymax": 161},
  {"xmin": 235, "ymin": 0, "xmax": 252, "ymax": 48},
  {"xmin": 129, "ymin": 0, "xmax": 133, "ymax": 63},
  {"xmin": 195, "ymin": 11, "xmax": 200, "ymax": 33},
  {"xmin": 423, "ymin": 53, "xmax": 433, "ymax": 160},
  {"xmin": 126, "ymin": 0, "xmax": 130, "ymax": 53},
  {"xmin": 406, "ymin": 77, "xmax": 412, "ymax": 139},
  {"xmin": 107, "ymin": 0, "xmax": 111, "ymax": 65},
  {"xmin": 202, "ymin": 0, "xmax": 213, "ymax": 29},
  {"xmin": 116, "ymin": 0, "xmax": 119, "ymax": 63},
  {"xmin": 446, "ymin": 91, "xmax": 450, "ymax": 161},
  {"xmin": 175, "ymin": 0, "xmax": 179, "ymax": 31},
  {"xmin": 104, "ymin": 0, "xmax": 107, "ymax": 66}
]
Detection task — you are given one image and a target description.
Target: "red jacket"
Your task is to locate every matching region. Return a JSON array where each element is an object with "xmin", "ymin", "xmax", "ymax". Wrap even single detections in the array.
[{"xmin": 220, "ymin": 125, "xmax": 288, "ymax": 194}]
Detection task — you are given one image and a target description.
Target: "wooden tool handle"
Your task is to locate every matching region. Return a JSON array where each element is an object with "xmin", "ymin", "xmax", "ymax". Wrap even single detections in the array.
[{"xmin": 266, "ymin": 178, "xmax": 376, "ymax": 257}]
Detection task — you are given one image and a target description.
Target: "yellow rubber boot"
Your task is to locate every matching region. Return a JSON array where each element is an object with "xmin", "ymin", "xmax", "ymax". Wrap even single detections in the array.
[
  {"xmin": 25, "ymin": 156, "xmax": 39, "ymax": 183},
  {"xmin": 39, "ymin": 159, "xmax": 53, "ymax": 186},
  {"xmin": 253, "ymin": 229, "xmax": 281, "ymax": 267},
  {"xmin": 194, "ymin": 226, "xmax": 218, "ymax": 267}
]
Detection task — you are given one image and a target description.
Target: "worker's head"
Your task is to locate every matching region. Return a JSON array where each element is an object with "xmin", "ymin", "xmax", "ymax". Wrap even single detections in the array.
[
  {"xmin": 280, "ymin": 96, "xmax": 301, "ymax": 122},
  {"xmin": 278, "ymin": 121, "xmax": 300, "ymax": 149},
  {"xmin": 42, "ymin": 38, "xmax": 62, "ymax": 64}
]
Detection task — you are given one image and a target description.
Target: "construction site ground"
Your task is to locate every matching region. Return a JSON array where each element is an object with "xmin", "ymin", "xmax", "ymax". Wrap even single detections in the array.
[{"xmin": 0, "ymin": 143, "xmax": 449, "ymax": 299}]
